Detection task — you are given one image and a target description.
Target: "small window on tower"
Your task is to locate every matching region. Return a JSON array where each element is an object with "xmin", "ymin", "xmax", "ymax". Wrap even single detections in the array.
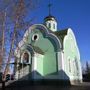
[
  {"xmin": 53, "ymin": 24, "xmax": 55, "ymax": 29},
  {"xmin": 49, "ymin": 23, "xmax": 51, "ymax": 28}
]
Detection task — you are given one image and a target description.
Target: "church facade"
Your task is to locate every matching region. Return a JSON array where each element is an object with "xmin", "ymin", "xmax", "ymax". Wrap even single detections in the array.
[{"xmin": 14, "ymin": 15, "xmax": 82, "ymax": 84}]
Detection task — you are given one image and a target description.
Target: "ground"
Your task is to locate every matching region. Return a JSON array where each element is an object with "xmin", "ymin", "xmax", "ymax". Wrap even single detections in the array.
[{"xmin": 0, "ymin": 81, "xmax": 90, "ymax": 90}]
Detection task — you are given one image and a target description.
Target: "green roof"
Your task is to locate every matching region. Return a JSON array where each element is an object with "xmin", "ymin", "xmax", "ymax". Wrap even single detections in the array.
[
  {"xmin": 52, "ymin": 29, "xmax": 68, "ymax": 48},
  {"xmin": 44, "ymin": 15, "xmax": 57, "ymax": 22}
]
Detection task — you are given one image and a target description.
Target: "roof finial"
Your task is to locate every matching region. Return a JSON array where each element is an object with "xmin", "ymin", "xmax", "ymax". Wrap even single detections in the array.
[{"xmin": 48, "ymin": 1, "xmax": 52, "ymax": 16}]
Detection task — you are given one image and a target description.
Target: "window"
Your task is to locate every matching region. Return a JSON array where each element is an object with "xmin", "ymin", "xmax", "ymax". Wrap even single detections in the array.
[
  {"xmin": 23, "ymin": 52, "xmax": 29, "ymax": 63},
  {"xmin": 74, "ymin": 57, "xmax": 79, "ymax": 76},
  {"xmin": 53, "ymin": 23, "xmax": 55, "ymax": 29},
  {"xmin": 75, "ymin": 57, "xmax": 78, "ymax": 71},
  {"xmin": 49, "ymin": 23, "xmax": 51, "ymax": 28},
  {"xmin": 32, "ymin": 34, "xmax": 39, "ymax": 41},
  {"xmin": 73, "ymin": 60, "xmax": 76, "ymax": 76}
]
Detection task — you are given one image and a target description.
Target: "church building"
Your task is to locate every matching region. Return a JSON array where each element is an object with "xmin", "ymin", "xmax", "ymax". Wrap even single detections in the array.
[{"xmin": 14, "ymin": 5, "xmax": 82, "ymax": 84}]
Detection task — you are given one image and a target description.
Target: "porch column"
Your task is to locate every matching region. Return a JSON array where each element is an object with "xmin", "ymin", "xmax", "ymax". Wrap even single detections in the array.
[
  {"xmin": 31, "ymin": 53, "xmax": 37, "ymax": 79},
  {"xmin": 57, "ymin": 50, "xmax": 64, "ymax": 79}
]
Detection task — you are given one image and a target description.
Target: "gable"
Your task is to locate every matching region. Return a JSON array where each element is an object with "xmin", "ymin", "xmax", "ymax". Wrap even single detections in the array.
[
  {"xmin": 15, "ymin": 24, "xmax": 62, "ymax": 58},
  {"xmin": 63, "ymin": 28, "xmax": 80, "ymax": 60}
]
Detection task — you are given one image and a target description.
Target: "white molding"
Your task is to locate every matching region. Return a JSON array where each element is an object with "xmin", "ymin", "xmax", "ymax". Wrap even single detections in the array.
[
  {"xmin": 23, "ymin": 24, "xmax": 62, "ymax": 50},
  {"xmin": 15, "ymin": 24, "xmax": 62, "ymax": 57}
]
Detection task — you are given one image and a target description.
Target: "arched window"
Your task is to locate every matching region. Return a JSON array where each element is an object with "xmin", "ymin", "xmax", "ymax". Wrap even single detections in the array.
[
  {"xmin": 75, "ymin": 57, "xmax": 78, "ymax": 71},
  {"xmin": 48, "ymin": 23, "xmax": 51, "ymax": 28},
  {"xmin": 68, "ymin": 59, "xmax": 71, "ymax": 73},
  {"xmin": 74, "ymin": 57, "xmax": 79, "ymax": 76},
  {"xmin": 53, "ymin": 23, "xmax": 55, "ymax": 29},
  {"xmin": 23, "ymin": 52, "xmax": 29, "ymax": 63}
]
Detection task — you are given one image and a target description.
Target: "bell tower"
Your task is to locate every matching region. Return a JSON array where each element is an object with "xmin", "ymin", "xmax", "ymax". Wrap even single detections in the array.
[{"xmin": 44, "ymin": 3, "xmax": 57, "ymax": 32}]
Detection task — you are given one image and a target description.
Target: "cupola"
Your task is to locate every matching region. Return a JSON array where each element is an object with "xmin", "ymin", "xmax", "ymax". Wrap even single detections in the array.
[{"xmin": 44, "ymin": 4, "xmax": 57, "ymax": 32}]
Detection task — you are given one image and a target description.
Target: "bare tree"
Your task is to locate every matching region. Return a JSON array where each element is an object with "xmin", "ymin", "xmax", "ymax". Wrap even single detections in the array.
[
  {"xmin": 0, "ymin": 0, "xmax": 40, "ymax": 81},
  {"xmin": 0, "ymin": 11, "xmax": 6, "ymax": 73},
  {"xmin": 83, "ymin": 61, "xmax": 90, "ymax": 81},
  {"xmin": 86, "ymin": 61, "xmax": 90, "ymax": 74}
]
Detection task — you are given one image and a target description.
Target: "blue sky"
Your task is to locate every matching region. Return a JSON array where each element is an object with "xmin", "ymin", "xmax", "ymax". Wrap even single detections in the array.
[{"xmin": 30, "ymin": 0, "xmax": 90, "ymax": 66}]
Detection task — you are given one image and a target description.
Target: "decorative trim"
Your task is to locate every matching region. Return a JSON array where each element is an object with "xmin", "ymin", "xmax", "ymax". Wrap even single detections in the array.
[{"xmin": 23, "ymin": 24, "xmax": 62, "ymax": 51}]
